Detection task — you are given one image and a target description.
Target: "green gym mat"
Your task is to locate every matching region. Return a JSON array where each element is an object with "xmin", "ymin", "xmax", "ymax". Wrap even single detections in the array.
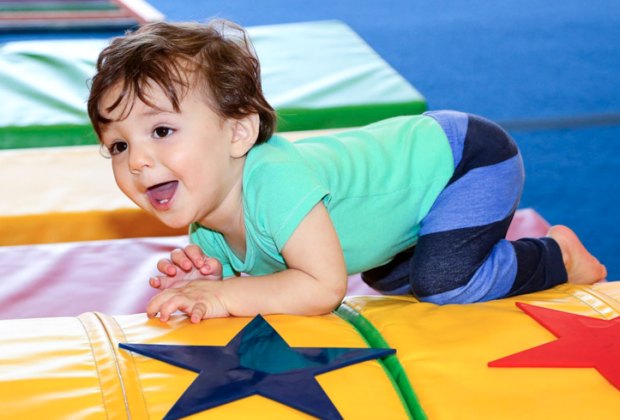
[
  {"xmin": 0, "ymin": 20, "xmax": 426, "ymax": 149},
  {"xmin": 0, "ymin": 0, "xmax": 163, "ymax": 32}
]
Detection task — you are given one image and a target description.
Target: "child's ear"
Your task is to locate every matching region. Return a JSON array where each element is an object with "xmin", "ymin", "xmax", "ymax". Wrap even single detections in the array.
[{"xmin": 230, "ymin": 113, "xmax": 259, "ymax": 158}]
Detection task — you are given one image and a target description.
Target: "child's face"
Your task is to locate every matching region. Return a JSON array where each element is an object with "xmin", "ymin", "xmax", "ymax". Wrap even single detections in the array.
[{"xmin": 98, "ymin": 83, "xmax": 248, "ymax": 228}]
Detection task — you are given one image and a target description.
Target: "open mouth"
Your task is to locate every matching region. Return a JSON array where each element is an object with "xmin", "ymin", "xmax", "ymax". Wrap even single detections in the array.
[{"xmin": 146, "ymin": 180, "xmax": 178, "ymax": 208}]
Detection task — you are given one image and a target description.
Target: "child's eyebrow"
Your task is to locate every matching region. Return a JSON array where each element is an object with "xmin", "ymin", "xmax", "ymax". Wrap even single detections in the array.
[{"xmin": 140, "ymin": 108, "xmax": 175, "ymax": 117}]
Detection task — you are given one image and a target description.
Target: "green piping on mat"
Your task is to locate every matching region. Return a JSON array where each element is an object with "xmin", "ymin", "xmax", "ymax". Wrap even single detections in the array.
[{"xmin": 336, "ymin": 302, "xmax": 427, "ymax": 420}]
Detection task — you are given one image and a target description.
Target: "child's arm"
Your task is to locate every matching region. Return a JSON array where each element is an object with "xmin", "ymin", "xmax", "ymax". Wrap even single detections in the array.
[{"xmin": 146, "ymin": 202, "xmax": 348, "ymax": 322}]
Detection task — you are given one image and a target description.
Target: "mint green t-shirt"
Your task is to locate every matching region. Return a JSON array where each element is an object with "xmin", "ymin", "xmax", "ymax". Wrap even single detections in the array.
[{"xmin": 190, "ymin": 115, "xmax": 454, "ymax": 278}]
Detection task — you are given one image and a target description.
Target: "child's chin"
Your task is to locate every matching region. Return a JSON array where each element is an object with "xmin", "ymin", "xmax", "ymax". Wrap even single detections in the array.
[
  {"xmin": 155, "ymin": 214, "xmax": 190, "ymax": 229},
  {"xmin": 164, "ymin": 220, "xmax": 189, "ymax": 229}
]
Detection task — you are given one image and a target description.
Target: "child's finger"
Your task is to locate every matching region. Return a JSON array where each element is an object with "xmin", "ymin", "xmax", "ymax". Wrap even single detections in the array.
[
  {"xmin": 156, "ymin": 258, "xmax": 177, "ymax": 276},
  {"xmin": 170, "ymin": 248, "xmax": 193, "ymax": 271},
  {"xmin": 200, "ymin": 257, "xmax": 223, "ymax": 276},
  {"xmin": 157, "ymin": 294, "xmax": 189, "ymax": 322},
  {"xmin": 146, "ymin": 289, "xmax": 178, "ymax": 319},
  {"xmin": 185, "ymin": 244, "xmax": 207, "ymax": 268},
  {"xmin": 146, "ymin": 291, "xmax": 166, "ymax": 319},
  {"xmin": 190, "ymin": 302, "xmax": 207, "ymax": 323},
  {"xmin": 198, "ymin": 257, "xmax": 215, "ymax": 275},
  {"xmin": 149, "ymin": 276, "xmax": 188, "ymax": 290},
  {"xmin": 149, "ymin": 276, "xmax": 162, "ymax": 289}
]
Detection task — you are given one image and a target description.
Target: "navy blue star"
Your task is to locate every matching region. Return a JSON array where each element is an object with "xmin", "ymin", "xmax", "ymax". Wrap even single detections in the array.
[{"xmin": 120, "ymin": 315, "xmax": 395, "ymax": 419}]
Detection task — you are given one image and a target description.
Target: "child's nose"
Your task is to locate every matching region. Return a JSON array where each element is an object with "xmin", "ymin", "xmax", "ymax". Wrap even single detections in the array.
[{"xmin": 128, "ymin": 144, "xmax": 154, "ymax": 173}]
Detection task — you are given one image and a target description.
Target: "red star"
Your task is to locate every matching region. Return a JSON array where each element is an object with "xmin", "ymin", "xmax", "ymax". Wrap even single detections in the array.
[{"xmin": 489, "ymin": 302, "xmax": 620, "ymax": 390}]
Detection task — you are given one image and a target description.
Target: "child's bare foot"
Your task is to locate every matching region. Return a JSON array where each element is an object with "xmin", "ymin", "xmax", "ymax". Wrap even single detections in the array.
[{"xmin": 547, "ymin": 225, "xmax": 607, "ymax": 284}]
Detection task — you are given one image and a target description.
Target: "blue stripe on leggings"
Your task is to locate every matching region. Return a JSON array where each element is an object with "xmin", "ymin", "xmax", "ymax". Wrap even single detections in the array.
[
  {"xmin": 420, "ymin": 154, "xmax": 524, "ymax": 236},
  {"xmin": 424, "ymin": 110, "xmax": 468, "ymax": 168},
  {"xmin": 421, "ymin": 239, "xmax": 517, "ymax": 304}
]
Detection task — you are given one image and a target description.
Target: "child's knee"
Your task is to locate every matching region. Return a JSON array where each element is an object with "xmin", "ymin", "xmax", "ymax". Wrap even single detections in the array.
[
  {"xmin": 410, "ymin": 240, "xmax": 518, "ymax": 304},
  {"xmin": 408, "ymin": 267, "xmax": 470, "ymax": 303},
  {"xmin": 411, "ymin": 273, "xmax": 490, "ymax": 305}
]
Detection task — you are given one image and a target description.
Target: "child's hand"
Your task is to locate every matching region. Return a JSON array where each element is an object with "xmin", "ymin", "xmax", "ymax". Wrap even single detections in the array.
[
  {"xmin": 150, "ymin": 244, "xmax": 223, "ymax": 290},
  {"xmin": 146, "ymin": 280, "xmax": 230, "ymax": 323}
]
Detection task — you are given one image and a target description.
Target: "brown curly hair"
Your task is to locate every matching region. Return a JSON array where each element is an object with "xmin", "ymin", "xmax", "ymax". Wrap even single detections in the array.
[{"xmin": 87, "ymin": 20, "xmax": 276, "ymax": 144}]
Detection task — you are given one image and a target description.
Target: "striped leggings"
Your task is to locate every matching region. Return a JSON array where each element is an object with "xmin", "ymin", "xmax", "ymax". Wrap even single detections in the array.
[{"xmin": 361, "ymin": 111, "xmax": 567, "ymax": 304}]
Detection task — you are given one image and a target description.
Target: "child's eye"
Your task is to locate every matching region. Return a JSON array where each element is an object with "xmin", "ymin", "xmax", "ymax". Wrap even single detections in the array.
[
  {"xmin": 100, "ymin": 141, "xmax": 128, "ymax": 158},
  {"xmin": 153, "ymin": 126, "xmax": 174, "ymax": 138},
  {"xmin": 110, "ymin": 141, "xmax": 128, "ymax": 155}
]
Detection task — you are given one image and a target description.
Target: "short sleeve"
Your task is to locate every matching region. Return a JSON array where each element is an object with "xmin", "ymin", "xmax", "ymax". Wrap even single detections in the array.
[{"xmin": 244, "ymin": 139, "xmax": 329, "ymax": 252}]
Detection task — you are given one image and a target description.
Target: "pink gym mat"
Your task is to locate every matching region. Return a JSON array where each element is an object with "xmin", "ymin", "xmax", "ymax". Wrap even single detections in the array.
[{"xmin": 0, "ymin": 208, "xmax": 550, "ymax": 320}]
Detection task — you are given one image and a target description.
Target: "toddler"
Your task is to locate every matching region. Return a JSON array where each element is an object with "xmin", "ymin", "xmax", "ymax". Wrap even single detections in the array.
[{"xmin": 87, "ymin": 20, "xmax": 606, "ymax": 323}]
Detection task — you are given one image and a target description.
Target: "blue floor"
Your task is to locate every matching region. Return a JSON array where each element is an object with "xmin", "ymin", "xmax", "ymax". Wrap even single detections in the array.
[{"xmin": 2, "ymin": 1, "xmax": 619, "ymax": 278}]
